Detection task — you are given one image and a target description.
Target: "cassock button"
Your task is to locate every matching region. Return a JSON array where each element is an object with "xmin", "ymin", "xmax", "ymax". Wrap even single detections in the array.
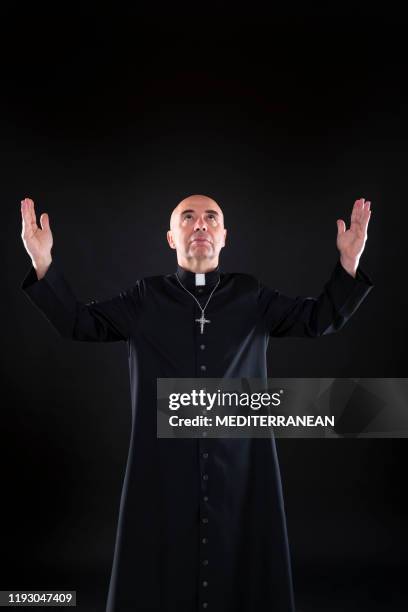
[
  {"xmin": 202, "ymin": 603, "xmax": 208, "ymax": 609},
  {"xmin": 200, "ymin": 365, "xmax": 207, "ymax": 371},
  {"xmin": 203, "ymin": 473, "xmax": 208, "ymax": 480},
  {"xmin": 202, "ymin": 452, "xmax": 209, "ymax": 459},
  {"xmin": 203, "ymin": 559, "xmax": 209, "ymax": 566},
  {"xmin": 198, "ymin": 288, "xmax": 203, "ymax": 293},
  {"xmin": 200, "ymin": 344, "xmax": 206, "ymax": 350},
  {"xmin": 202, "ymin": 537, "xmax": 208, "ymax": 544},
  {"xmin": 202, "ymin": 517, "xmax": 208, "ymax": 524},
  {"xmin": 203, "ymin": 495, "xmax": 209, "ymax": 502},
  {"xmin": 203, "ymin": 581, "xmax": 208, "ymax": 587}
]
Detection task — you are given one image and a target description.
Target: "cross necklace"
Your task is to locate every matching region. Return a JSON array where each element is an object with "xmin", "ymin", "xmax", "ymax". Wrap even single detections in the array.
[{"xmin": 175, "ymin": 272, "xmax": 221, "ymax": 334}]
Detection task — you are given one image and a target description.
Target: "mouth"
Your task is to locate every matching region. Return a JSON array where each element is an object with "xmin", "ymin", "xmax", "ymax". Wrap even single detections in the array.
[{"xmin": 191, "ymin": 238, "xmax": 211, "ymax": 244}]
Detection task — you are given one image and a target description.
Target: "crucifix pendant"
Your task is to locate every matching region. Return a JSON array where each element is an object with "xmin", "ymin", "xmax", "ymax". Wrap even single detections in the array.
[{"xmin": 195, "ymin": 313, "xmax": 210, "ymax": 334}]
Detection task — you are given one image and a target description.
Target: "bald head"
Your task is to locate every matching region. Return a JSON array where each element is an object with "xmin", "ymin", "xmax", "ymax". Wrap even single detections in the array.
[
  {"xmin": 169, "ymin": 194, "xmax": 224, "ymax": 231},
  {"xmin": 166, "ymin": 193, "xmax": 227, "ymax": 272}
]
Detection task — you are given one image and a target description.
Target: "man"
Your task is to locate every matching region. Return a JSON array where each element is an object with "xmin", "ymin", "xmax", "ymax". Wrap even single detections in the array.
[{"xmin": 20, "ymin": 194, "xmax": 373, "ymax": 612}]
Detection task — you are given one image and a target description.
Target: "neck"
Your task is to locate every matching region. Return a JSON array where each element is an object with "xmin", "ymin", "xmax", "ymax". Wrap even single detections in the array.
[{"xmin": 177, "ymin": 257, "xmax": 219, "ymax": 273}]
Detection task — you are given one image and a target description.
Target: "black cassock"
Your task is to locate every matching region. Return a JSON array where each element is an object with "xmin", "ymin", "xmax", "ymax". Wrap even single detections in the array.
[{"xmin": 21, "ymin": 258, "xmax": 373, "ymax": 612}]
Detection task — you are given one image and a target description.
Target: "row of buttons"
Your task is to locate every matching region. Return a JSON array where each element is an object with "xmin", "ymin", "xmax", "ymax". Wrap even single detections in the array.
[
  {"xmin": 199, "ymin": 340, "xmax": 206, "ymax": 371},
  {"xmin": 200, "ymin": 440, "xmax": 209, "ymax": 608},
  {"xmin": 196, "ymin": 296, "xmax": 209, "ymax": 609}
]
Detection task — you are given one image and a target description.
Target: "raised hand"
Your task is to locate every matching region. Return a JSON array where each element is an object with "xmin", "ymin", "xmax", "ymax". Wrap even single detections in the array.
[
  {"xmin": 20, "ymin": 197, "xmax": 53, "ymax": 278},
  {"xmin": 336, "ymin": 198, "xmax": 372, "ymax": 277}
]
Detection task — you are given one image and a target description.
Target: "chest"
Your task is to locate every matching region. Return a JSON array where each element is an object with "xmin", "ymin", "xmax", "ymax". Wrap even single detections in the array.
[{"xmin": 132, "ymin": 287, "xmax": 263, "ymax": 357}]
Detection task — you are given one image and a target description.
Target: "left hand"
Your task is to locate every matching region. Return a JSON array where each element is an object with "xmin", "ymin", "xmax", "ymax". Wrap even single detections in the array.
[{"xmin": 337, "ymin": 198, "xmax": 372, "ymax": 275}]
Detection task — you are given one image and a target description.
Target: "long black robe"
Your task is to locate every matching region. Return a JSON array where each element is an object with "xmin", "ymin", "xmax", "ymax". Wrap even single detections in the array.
[{"xmin": 21, "ymin": 257, "xmax": 373, "ymax": 612}]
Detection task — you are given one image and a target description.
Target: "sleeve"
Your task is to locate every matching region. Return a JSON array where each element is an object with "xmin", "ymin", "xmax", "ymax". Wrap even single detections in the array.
[
  {"xmin": 20, "ymin": 257, "xmax": 141, "ymax": 342},
  {"xmin": 257, "ymin": 259, "xmax": 374, "ymax": 338}
]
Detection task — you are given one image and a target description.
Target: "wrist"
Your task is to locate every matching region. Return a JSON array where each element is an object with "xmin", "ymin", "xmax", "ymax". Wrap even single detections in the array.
[
  {"xmin": 32, "ymin": 256, "xmax": 52, "ymax": 280},
  {"xmin": 340, "ymin": 255, "xmax": 359, "ymax": 278}
]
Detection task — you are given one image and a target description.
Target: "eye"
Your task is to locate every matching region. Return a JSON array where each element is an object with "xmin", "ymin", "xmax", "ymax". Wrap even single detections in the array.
[{"xmin": 183, "ymin": 214, "xmax": 193, "ymax": 220}]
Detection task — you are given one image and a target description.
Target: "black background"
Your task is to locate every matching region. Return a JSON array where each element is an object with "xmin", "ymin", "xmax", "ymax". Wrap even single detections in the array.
[{"xmin": 2, "ymin": 7, "xmax": 407, "ymax": 611}]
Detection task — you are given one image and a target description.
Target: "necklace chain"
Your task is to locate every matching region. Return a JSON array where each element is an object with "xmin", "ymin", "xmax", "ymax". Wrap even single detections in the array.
[{"xmin": 175, "ymin": 272, "xmax": 221, "ymax": 334}]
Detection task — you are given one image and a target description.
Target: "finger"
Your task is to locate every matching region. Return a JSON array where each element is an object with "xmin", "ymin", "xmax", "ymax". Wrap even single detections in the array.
[
  {"xmin": 21, "ymin": 198, "xmax": 27, "ymax": 221},
  {"xmin": 357, "ymin": 198, "xmax": 366, "ymax": 223},
  {"xmin": 351, "ymin": 198, "xmax": 364, "ymax": 225},
  {"xmin": 354, "ymin": 205, "xmax": 371, "ymax": 236},
  {"xmin": 40, "ymin": 212, "xmax": 50, "ymax": 232},
  {"xmin": 28, "ymin": 199, "xmax": 38, "ymax": 228},
  {"xmin": 20, "ymin": 197, "xmax": 30, "ymax": 213},
  {"xmin": 337, "ymin": 219, "xmax": 346, "ymax": 235},
  {"xmin": 21, "ymin": 199, "xmax": 32, "ymax": 232},
  {"xmin": 362, "ymin": 200, "xmax": 371, "ymax": 214},
  {"xmin": 362, "ymin": 200, "xmax": 370, "ymax": 221},
  {"xmin": 362, "ymin": 207, "xmax": 372, "ymax": 232},
  {"xmin": 26, "ymin": 198, "xmax": 38, "ymax": 233},
  {"xmin": 350, "ymin": 200, "xmax": 359, "ymax": 224}
]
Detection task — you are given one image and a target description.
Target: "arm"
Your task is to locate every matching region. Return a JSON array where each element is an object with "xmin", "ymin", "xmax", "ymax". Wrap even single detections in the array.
[
  {"xmin": 21, "ymin": 256, "xmax": 140, "ymax": 342},
  {"xmin": 20, "ymin": 197, "xmax": 139, "ymax": 342},
  {"xmin": 258, "ymin": 259, "xmax": 373, "ymax": 337},
  {"xmin": 259, "ymin": 197, "xmax": 374, "ymax": 337}
]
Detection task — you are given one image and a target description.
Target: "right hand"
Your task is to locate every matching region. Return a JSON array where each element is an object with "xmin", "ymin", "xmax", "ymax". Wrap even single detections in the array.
[{"xmin": 20, "ymin": 197, "xmax": 53, "ymax": 268}]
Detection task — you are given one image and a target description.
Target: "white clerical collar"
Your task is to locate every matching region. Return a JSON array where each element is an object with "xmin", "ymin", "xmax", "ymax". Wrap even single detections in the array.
[
  {"xmin": 176, "ymin": 265, "xmax": 221, "ymax": 289},
  {"xmin": 195, "ymin": 273, "xmax": 206, "ymax": 286}
]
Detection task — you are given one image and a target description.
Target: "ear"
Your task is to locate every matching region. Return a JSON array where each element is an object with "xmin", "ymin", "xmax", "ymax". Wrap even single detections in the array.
[
  {"xmin": 167, "ymin": 229, "xmax": 176, "ymax": 249},
  {"xmin": 223, "ymin": 228, "xmax": 227, "ymax": 246}
]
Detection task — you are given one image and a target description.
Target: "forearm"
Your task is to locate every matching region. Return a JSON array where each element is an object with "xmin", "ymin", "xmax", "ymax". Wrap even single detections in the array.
[
  {"xmin": 261, "ymin": 260, "xmax": 374, "ymax": 337},
  {"xmin": 21, "ymin": 258, "xmax": 134, "ymax": 342}
]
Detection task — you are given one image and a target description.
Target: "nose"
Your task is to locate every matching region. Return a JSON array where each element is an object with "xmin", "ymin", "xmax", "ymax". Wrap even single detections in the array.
[{"xmin": 193, "ymin": 216, "xmax": 207, "ymax": 232}]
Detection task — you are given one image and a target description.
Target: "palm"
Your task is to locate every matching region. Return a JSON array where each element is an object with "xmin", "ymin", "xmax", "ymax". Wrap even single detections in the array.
[
  {"xmin": 337, "ymin": 198, "xmax": 371, "ymax": 261},
  {"xmin": 21, "ymin": 198, "xmax": 53, "ymax": 262}
]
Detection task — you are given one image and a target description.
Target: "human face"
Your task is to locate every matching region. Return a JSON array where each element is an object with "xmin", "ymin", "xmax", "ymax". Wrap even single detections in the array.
[{"xmin": 167, "ymin": 197, "xmax": 227, "ymax": 272}]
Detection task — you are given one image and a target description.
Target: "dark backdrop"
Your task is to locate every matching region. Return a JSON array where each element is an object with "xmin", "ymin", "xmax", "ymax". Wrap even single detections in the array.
[{"xmin": 1, "ymin": 8, "xmax": 407, "ymax": 612}]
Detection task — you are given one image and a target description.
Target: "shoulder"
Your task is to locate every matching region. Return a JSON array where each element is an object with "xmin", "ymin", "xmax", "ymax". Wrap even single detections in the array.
[
  {"xmin": 221, "ymin": 272, "xmax": 261, "ymax": 299},
  {"xmin": 135, "ymin": 274, "xmax": 172, "ymax": 298},
  {"xmin": 225, "ymin": 271, "xmax": 259, "ymax": 287}
]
